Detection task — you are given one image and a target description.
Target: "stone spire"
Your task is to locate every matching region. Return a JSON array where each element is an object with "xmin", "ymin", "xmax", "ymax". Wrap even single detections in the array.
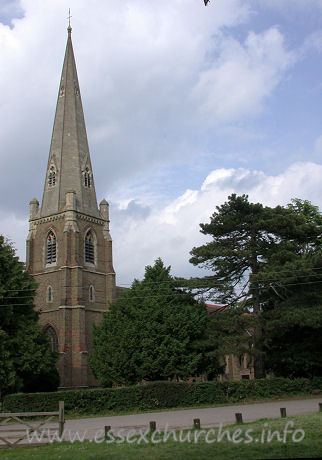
[{"xmin": 40, "ymin": 26, "xmax": 99, "ymax": 218}]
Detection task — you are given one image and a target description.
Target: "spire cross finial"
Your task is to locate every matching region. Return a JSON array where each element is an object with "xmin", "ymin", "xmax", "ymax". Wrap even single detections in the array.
[{"xmin": 67, "ymin": 8, "xmax": 72, "ymax": 30}]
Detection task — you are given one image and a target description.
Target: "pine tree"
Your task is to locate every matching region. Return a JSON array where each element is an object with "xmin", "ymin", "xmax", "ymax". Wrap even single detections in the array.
[
  {"xmin": 189, "ymin": 195, "xmax": 322, "ymax": 379},
  {"xmin": 260, "ymin": 199, "xmax": 322, "ymax": 378},
  {"xmin": 189, "ymin": 194, "xmax": 283, "ymax": 377}
]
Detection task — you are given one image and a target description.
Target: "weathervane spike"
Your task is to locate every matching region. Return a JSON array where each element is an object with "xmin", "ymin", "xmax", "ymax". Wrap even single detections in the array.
[{"xmin": 67, "ymin": 8, "xmax": 72, "ymax": 31}]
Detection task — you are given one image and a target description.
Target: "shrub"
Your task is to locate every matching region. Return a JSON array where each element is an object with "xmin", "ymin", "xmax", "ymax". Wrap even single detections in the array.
[{"xmin": 3, "ymin": 377, "xmax": 318, "ymax": 415}]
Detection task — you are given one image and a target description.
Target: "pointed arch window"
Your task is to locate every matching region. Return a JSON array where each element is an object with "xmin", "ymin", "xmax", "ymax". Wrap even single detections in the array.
[
  {"xmin": 48, "ymin": 166, "xmax": 56, "ymax": 187},
  {"xmin": 44, "ymin": 325, "xmax": 58, "ymax": 353},
  {"xmin": 84, "ymin": 167, "xmax": 91, "ymax": 188},
  {"xmin": 89, "ymin": 285, "xmax": 95, "ymax": 303},
  {"xmin": 85, "ymin": 230, "xmax": 95, "ymax": 264},
  {"xmin": 46, "ymin": 231, "xmax": 57, "ymax": 264}
]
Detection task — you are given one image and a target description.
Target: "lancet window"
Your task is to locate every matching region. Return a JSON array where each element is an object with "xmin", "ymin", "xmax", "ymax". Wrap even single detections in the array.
[
  {"xmin": 85, "ymin": 230, "xmax": 95, "ymax": 264},
  {"xmin": 89, "ymin": 285, "xmax": 95, "ymax": 302},
  {"xmin": 46, "ymin": 231, "xmax": 57, "ymax": 264},
  {"xmin": 47, "ymin": 286, "xmax": 53, "ymax": 302}
]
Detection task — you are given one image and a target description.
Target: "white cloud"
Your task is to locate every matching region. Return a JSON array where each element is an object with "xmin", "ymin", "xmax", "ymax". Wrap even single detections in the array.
[
  {"xmin": 161, "ymin": 190, "xmax": 199, "ymax": 224},
  {"xmin": 301, "ymin": 30, "xmax": 322, "ymax": 54},
  {"xmin": 0, "ymin": 1, "xmax": 321, "ymax": 287},
  {"xmin": 314, "ymin": 135, "xmax": 322, "ymax": 155},
  {"xmin": 252, "ymin": 0, "xmax": 322, "ymax": 12},
  {"xmin": 111, "ymin": 161, "xmax": 322, "ymax": 284},
  {"xmin": 202, "ymin": 168, "xmax": 236, "ymax": 190},
  {"xmin": 190, "ymin": 28, "xmax": 295, "ymax": 124},
  {"xmin": 2, "ymin": 161, "xmax": 321, "ymax": 284},
  {"xmin": 0, "ymin": 211, "xmax": 28, "ymax": 260},
  {"xmin": 0, "ymin": 0, "xmax": 296, "ymax": 215}
]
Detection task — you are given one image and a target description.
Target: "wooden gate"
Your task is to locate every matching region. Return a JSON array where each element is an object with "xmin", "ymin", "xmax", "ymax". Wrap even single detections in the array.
[{"xmin": 0, "ymin": 401, "xmax": 65, "ymax": 447}]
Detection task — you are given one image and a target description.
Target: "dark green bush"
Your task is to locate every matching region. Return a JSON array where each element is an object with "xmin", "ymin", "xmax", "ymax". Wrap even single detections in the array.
[
  {"xmin": 3, "ymin": 377, "xmax": 318, "ymax": 415},
  {"xmin": 311, "ymin": 376, "xmax": 322, "ymax": 391}
]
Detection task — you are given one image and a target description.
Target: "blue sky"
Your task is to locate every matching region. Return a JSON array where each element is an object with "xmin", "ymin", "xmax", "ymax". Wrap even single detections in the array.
[{"xmin": 0, "ymin": 0, "xmax": 321, "ymax": 284}]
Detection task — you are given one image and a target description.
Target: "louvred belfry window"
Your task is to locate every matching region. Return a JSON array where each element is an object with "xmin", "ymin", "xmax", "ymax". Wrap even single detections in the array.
[
  {"xmin": 46, "ymin": 231, "xmax": 56, "ymax": 264},
  {"xmin": 48, "ymin": 166, "xmax": 56, "ymax": 187},
  {"xmin": 84, "ymin": 168, "xmax": 91, "ymax": 188},
  {"xmin": 85, "ymin": 231, "xmax": 94, "ymax": 264}
]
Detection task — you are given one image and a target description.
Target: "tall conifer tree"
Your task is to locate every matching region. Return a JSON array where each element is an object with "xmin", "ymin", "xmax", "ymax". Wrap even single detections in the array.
[
  {"xmin": 189, "ymin": 194, "xmax": 321, "ymax": 378},
  {"xmin": 89, "ymin": 258, "xmax": 217, "ymax": 386}
]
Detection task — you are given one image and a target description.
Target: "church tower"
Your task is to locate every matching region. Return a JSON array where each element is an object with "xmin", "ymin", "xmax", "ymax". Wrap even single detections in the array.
[{"xmin": 26, "ymin": 25, "xmax": 116, "ymax": 388}]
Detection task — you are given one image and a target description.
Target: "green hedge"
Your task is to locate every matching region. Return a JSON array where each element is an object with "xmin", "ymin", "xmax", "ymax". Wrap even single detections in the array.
[{"xmin": 3, "ymin": 377, "xmax": 322, "ymax": 415}]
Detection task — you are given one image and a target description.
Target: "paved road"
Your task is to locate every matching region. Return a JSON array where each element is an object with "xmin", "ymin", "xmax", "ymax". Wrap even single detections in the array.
[
  {"xmin": 63, "ymin": 397, "xmax": 321, "ymax": 440},
  {"xmin": 1, "ymin": 397, "xmax": 320, "ymax": 445}
]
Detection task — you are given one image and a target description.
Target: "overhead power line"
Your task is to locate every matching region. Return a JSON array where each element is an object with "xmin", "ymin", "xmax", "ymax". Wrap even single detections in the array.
[
  {"xmin": 1, "ymin": 266, "xmax": 321, "ymax": 293},
  {"xmin": 1, "ymin": 266, "xmax": 322, "ymax": 296},
  {"xmin": 1, "ymin": 280, "xmax": 322, "ymax": 307}
]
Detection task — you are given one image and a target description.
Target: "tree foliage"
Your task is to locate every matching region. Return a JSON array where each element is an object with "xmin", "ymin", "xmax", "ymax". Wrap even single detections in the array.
[
  {"xmin": 204, "ymin": 305, "xmax": 256, "ymax": 378},
  {"xmin": 89, "ymin": 258, "xmax": 218, "ymax": 386},
  {"xmin": 259, "ymin": 200, "xmax": 322, "ymax": 378},
  {"xmin": 190, "ymin": 194, "xmax": 297, "ymax": 307},
  {"xmin": 0, "ymin": 235, "xmax": 59, "ymax": 399},
  {"xmin": 189, "ymin": 195, "xmax": 322, "ymax": 379},
  {"xmin": 189, "ymin": 194, "xmax": 286, "ymax": 377}
]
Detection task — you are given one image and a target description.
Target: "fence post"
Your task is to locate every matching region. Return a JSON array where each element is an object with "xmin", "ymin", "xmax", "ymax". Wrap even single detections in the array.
[
  {"xmin": 149, "ymin": 421, "xmax": 156, "ymax": 432},
  {"xmin": 280, "ymin": 408, "xmax": 287, "ymax": 418},
  {"xmin": 59, "ymin": 401, "xmax": 65, "ymax": 437},
  {"xmin": 235, "ymin": 413, "xmax": 243, "ymax": 424},
  {"xmin": 319, "ymin": 403, "xmax": 322, "ymax": 413},
  {"xmin": 105, "ymin": 425, "xmax": 111, "ymax": 440},
  {"xmin": 193, "ymin": 418, "xmax": 201, "ymax": 429}
]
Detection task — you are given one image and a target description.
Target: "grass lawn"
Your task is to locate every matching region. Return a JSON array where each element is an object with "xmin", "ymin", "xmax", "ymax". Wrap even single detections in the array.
[{"xmin": 0, "ymin": 412, "xmax": 321, "ymax": 459}]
